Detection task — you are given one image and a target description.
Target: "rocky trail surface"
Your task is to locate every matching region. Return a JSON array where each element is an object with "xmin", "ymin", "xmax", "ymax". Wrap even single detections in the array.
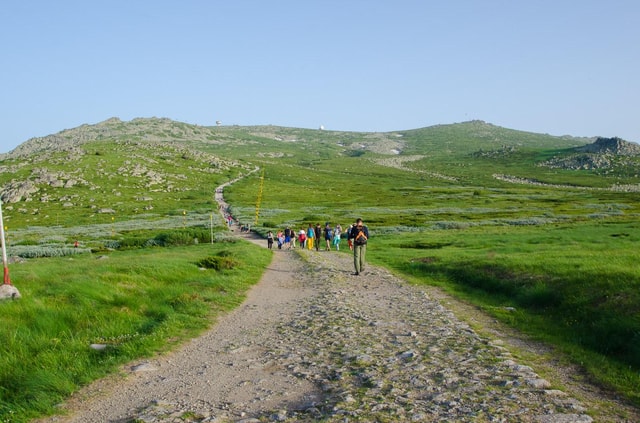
[{"xmin": 36, "ymin": 230, "xmax": 640, "ymax": 422}]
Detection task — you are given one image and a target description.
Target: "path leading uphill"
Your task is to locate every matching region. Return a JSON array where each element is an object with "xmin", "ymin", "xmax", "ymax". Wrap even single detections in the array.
[
  {"xmin": 37, "ymin": 233, "xmax": 639, "ymax": 422},
  {"xmin": 36, "ymin": 178, "xmax": 639, "ymax": 422}
]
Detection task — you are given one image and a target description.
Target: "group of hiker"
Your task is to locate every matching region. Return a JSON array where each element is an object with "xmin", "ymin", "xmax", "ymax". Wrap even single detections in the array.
[
  {"xmin": 267, "ymin": 222, "xmax": 340, "ymax": 251},
  {"xmin": 266, "ymin": 218, "xmax": 369, "ymax": 276},
  {"xmin": 218, "ymin": 184, "xmax": 369, "ymax": 274}
]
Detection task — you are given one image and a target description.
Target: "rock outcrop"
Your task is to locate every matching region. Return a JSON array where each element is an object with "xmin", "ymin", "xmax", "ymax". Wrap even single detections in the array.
[
  {"xmin": 576, "ymin": 137, "xmax": 640, "ymax": 156},
  {"xmin": 539, "ymin": 137, "xmax": 640, "ymax": 171}
]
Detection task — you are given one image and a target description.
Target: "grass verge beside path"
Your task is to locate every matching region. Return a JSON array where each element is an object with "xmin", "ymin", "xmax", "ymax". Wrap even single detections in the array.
[
  {"xmin": 0, "ymin": 240, "xmax": 272, "ymax": 423},
  {"xmin": 366, "ymin": 220, "xmax": 640, "ymax": 408}
]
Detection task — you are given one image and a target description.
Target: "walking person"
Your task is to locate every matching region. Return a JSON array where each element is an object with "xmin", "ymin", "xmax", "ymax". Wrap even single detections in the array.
[
  {"xmin": 284, "ymin": 227, "xmax": 293, "ymax": 249},
  {"xmin": 276, "ymin": 230, "xmax": 284, "ymax": 250},
  {"xmin": 346, "ymin": 223, "xmax": 354, "ymax": 250},
  {"xmin": 307, "ymin": 224, "xmax": 315, "ymax": 250},
  {"xmin": 323, "ymin": 223, "xmax": 333, "ymax": 251},
  {"xmin": 267, "ymin": 231, "xmax": 274, "ymax": 249},
  {"xmin": 298, "ymin": 228, "xmax": 307, "ymax": 249},
  {"xmin": 332, "ymin": 225, "xmax": 341, "ymax": 250},
  {"xmin": 348, "ymin": 218, "xmax": 369, "ymax": 275}
]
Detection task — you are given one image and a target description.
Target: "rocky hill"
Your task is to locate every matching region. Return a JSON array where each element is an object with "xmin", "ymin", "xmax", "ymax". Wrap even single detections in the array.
[
  {"xmin": 2, "ymin": 117, "xmax": 222, "ymax": 159},
  {"xmin": 0, "ymin": 120, "xmax": 254, "ymax": 229},
  {"xmin": 539, "ymin": 136, "xmax": 640, "ymax": 171},
  {"xmin": 576, "ymin": 136, "xmax": 640, "ymax": 155}
]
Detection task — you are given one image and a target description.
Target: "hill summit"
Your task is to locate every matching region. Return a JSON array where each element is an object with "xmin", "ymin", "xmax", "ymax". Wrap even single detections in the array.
[{"xmin": 3, "ymin": 117, "xmax": 214, "ymax": 159}]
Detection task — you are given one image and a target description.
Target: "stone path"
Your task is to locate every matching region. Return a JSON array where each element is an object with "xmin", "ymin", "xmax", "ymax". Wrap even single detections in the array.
[{"xmin": 39, "ymin": 237, "xmax": 639, "ymax": 421}]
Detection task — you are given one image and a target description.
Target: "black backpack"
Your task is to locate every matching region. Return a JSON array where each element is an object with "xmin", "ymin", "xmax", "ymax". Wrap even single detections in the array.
[{"xmin": 353, "ymin": 227, "xmax": 368, "ymax": 245}]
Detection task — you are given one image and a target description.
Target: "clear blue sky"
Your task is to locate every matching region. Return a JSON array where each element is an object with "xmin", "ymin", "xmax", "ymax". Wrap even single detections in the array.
[{"xmin": 1, "ymin": 0, "xmax": 638, "ymax": 153}]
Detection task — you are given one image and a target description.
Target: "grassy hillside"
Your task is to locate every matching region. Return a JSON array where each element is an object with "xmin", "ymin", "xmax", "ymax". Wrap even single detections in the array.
[
  {"xmin": 1, "ymin": 117, "xmax": 639, "ymax": 420},
  {"xmin": 0, "ymin": 135, "xmax": 252, "ymax": 233}
]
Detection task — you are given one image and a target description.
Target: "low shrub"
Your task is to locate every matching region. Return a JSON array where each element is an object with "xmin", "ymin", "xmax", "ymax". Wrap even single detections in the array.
[
  {"xmin": 197, "ymin": 255, "xmax": 239, "ymax": 270},
  {"xmin": 106, "ymin": 228, "xmax": 224, "ymax": 250},
  {"xmin": 8, "ymin": 245, "xmax": 90, "ymax": 258},
  {"xmin": 155, "ymin": 228, "xmax": 210, "ymax": 246},
  {"xmin": 213, "ymin": 232, "xmax": 238, "ymax": 243},
  {"xmin": 103, "ymin": 240, "xmax": 120, "ymax": 249},
  {"xmin": 398, "ymin": 241, "xmax": 453, "ymax": 249},
  {"xmin": 504, "ymin": 217, "xmax": 551, "ymax": 226},
  {"xmin": 431, "ymin": 221, "xmax": 471, "ymax": 230},
  {"xmin": 118, "ymin": 236, "xmax": 151, "ymax": 249}
]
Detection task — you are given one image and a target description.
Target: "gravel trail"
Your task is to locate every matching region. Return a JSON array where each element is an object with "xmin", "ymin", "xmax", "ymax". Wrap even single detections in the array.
[{"xmin": 36, "ymin": 233, "xmax": 639, "ymax": 422}]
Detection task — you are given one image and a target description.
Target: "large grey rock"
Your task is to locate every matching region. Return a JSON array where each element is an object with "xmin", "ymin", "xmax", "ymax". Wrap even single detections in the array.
[
  {"xmin": 0, "ymin": 284, "xmax": 21, "ymax": 300},
  {"xmin": 0, "ymin": 180, "xmax": 39, "ymax": 203}
]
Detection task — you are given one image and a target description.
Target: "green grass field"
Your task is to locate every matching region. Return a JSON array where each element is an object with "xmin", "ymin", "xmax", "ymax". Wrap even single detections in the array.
[{"xmin": 1, "ymin": 118, "xmax": 639, "ymax": 420}]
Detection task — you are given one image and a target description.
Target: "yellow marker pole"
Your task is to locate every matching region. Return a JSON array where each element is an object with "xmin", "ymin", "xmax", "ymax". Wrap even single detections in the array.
[{"xmin": 254, "ymin": 169, "xmax": 265, "ymax": 226}]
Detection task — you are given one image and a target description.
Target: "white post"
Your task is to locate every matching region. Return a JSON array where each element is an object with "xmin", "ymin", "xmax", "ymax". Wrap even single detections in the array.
[{"xmin": 0, "ymin": 199, "xmax": 11, "ymax": 285}]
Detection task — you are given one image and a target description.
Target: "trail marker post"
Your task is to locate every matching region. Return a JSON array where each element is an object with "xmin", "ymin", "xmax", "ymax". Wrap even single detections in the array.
[
  {"xmin": 210, "ymin": 213, "xmax": 214, "ymax": 244},
  {"xmin": 0, "ymin": 200, "xmax": 10, "ymax": 285},
  {"xmin": 254, "ymin": 169, "xmax": 265, "ymax": 227}
]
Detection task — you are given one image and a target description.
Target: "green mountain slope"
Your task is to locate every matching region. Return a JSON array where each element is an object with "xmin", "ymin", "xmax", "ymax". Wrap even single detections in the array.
[
  {"xmin": 0, "ymin": 122, "xmax": 252, "ymax": 229},
  {"xmin": 1, "ymin": 117, "xmax": 639, "ymax": 233}
]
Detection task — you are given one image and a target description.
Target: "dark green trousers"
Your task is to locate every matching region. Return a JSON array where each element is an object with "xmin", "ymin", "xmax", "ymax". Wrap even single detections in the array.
[{"xmin": 354, "ymin": 243, "xmax": 366, "ymax": 273}]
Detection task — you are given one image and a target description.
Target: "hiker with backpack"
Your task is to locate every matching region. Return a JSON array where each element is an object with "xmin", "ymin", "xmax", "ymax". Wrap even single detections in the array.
[
  {"xmin": 333, "ymin": 223, "xmax": 342, "ymax": 250},
  {"xmin": 267, "ymin": 231, "xmax": 274, "ymax": 249},
  {"xmin": 307, "ymin": 224, "xmax": 315, "ymax": 250},
  {"xmin": 323, "ymin": 223, "xmax": 333, "ymax": 251},
  {"xmin": 298, "ymin": 228, "xmax": 307, "ymax": 249},
  {"xmin": 284, "ymin": 226, "xmax": 293, "ymax": 249},
  {"xmin": 348, "ymin": 218, "xmax": 369, "ymax": 275}
]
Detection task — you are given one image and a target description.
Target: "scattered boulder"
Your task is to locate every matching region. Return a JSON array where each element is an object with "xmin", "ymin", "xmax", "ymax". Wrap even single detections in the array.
[
  {"xmin": 89, "ymin": 343, "xmax": 109, "ymax": 351},
  {"xmin": 0, "ymin": 180, "xmax": 39, "ymax": 203},
  {"xmin": 131, "ymin": 363, "xmax": 157, "ymax": 372},
  {"xmin": 0, "ymin": 284, "xmax": 21, "ymax": 300}
]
